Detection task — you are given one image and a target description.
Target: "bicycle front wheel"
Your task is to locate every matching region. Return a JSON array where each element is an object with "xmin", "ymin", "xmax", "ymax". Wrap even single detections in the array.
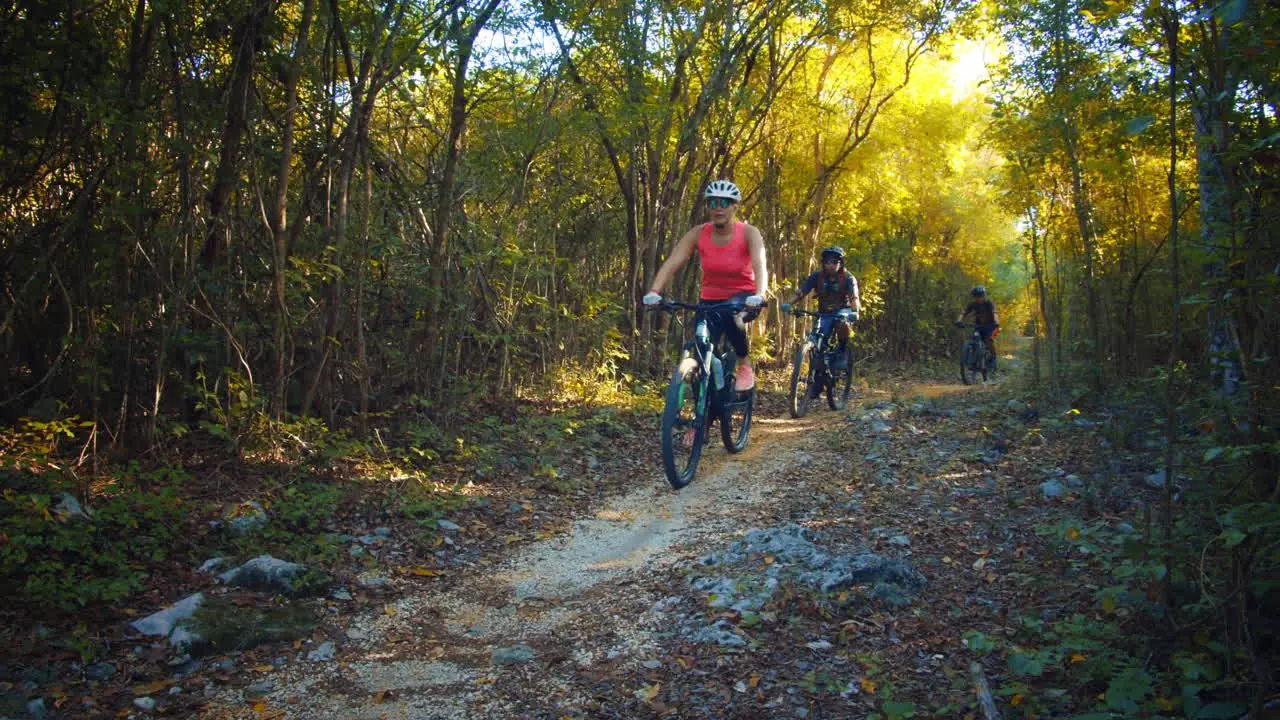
[
  {"xmin": 960, "ymin": 342, "xmax": 977, "ymax": 385},
  {"xmin": 661, "ymin": 356, "xmax": 707, "ymax": 489},
  {"xmin": 827, "ymin": 344, "xmax": 854, "ymax": 411},
  {"xmin": 788, "ymin": 344, "xmax": 815, "ymax": 418}
]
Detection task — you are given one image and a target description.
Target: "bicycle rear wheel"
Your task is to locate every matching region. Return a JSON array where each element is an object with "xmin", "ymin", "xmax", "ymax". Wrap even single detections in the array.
[
  {"xmin": 721, "ymin": 381, "xmax": 754, "ymax": 453},
  {"xmin": 661, "ymin": 355, "xmax": 707, "ymax": 489},
  {"xmin": 827, "ymin": 344, "xmax": 854, "ymax": 411},
  {"xmin": 788, "ymin": 344, "xmax": 815, "ymax": 418}
]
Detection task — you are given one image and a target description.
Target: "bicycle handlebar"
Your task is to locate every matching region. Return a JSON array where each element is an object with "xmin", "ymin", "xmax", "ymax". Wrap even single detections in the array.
[
  {"xmin": 789, "ymin": 308, "xmax": 849, "ymax": 319},
  {"xmin": 647, "ymin": 299, "xmax": 770, "ymax": 313}
]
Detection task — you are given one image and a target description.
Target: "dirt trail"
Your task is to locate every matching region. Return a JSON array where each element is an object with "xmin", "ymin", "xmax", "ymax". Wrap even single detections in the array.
[
  {"xmin": 208, "ymin": 342, "xmax": 1029, "ymax": 719},
  {"xmin": 210, "ymin": 397, "xmax": 845, "ymax": 719}
]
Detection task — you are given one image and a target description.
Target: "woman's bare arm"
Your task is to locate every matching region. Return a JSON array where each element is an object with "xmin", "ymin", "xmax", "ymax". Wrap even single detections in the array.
[{"xmin": 648, "ymin": 228, "xmax": 698, "ymax": 294}]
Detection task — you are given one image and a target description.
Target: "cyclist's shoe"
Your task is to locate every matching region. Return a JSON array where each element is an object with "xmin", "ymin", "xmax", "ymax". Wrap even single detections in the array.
[
  {"xmin": 734, "ymin": 364, "xmax": 755, "ymax": 391},
  {"xmin": 808, "ymin": 386, "xmax": 823, "ymax": 399}
]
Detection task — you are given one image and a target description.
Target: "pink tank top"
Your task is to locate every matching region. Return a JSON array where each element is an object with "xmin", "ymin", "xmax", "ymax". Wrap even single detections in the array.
[{"xmin": 697, "ymin": 222, "xmax": 756, "ymax": 300}]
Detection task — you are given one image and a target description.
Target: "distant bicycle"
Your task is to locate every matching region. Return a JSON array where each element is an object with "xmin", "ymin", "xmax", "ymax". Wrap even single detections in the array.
[
  {"xmin": 786, "ymin": 308, "xmax": 855, "ymax": 417},
  {"xmin": 648, "ymin": 299, "xmax": 761, "ymax": 489},
  {"xmin": 956, "ymin": 322, "xmax": 997, "ymax": 385}
]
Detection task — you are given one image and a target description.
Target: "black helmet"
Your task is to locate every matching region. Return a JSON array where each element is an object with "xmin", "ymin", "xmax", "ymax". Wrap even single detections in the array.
[
  {"xmin": 972, "ymin": 285, "xmax": 987, "ymax": 297},
  {"xmin": 821, "ymin": 246, "xmax": 845, "ymax": 264}
]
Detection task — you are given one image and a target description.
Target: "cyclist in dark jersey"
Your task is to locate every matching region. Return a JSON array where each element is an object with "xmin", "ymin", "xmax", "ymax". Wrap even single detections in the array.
[
  {"xmin": 955, "ymin": 286, "xmax": 1000, "ymax": 367},
  {"xmin": 780, "ymin": 246, "xmax": 861, "ymax": 360}
]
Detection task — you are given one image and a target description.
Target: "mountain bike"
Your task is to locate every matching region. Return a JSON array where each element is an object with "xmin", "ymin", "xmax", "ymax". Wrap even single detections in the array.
[
  {"xmin": 957, "ymin": 323, "xmax": 997, "ymax": 385},
  {"xmin": 787, "ymin": 308, "xmax": 855, "ymax": 418},
  {"xmin": 649, "ymin": 299, "xmax": 760, "ymax": 489}
]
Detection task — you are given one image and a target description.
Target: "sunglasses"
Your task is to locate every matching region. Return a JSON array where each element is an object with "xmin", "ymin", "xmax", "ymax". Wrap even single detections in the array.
[
  {"xmin": 706, "ymin": 198, "xmax": 735, "ymax": 209},
  {"xmin": 823, "ymin": 257, "xmax": 840, "ymax": 264}
]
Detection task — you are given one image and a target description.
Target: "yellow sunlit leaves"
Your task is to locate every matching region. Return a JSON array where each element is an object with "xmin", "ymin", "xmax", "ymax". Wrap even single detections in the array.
[{"xmin": 859, "ymin": 677, "xmax": 877, "ymax": 694}]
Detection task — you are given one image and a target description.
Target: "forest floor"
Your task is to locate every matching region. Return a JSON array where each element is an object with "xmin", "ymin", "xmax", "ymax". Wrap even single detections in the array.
[{"xmin": 6, "ymin": 340, "xmax": 1176, "ymax": 719}]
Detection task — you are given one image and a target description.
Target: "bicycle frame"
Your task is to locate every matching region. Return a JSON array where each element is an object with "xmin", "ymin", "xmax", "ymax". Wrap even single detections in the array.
[
  {"xmin": 808, "ymin": 316, "xmax": 835, "ymax": 351},
  {"xmin": 678, "ymin": 304, "xmax": 743, "ymax": 417},
  {"xmin": 957, "ymin": 322, "xmax": 994, "ymax": 384},
  {"xmin": 660, "ymin": 297, "xmax": 747, "ymax": 397},
  {"xmin": 794, "ymin": 309, "xmax": 846, "ymax": 362},
  {"xmin": 962, "ymin": 327, "xmax": 991, "ymax": 365},
  {"xmin": 788, "ymin": 307, "xmax": 855, "ymax": 416},
  {"xmin": 651, "ymin": 298, "xmax": 759, "ymax": 488}
]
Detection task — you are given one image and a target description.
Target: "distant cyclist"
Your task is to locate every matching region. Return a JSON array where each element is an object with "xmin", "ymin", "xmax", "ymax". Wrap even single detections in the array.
[
  {"xmin": 955, "ymin": 285, "xmax": 1000, "ymax": 368},
  {"xmin": 781, "ymin": 246, "xmax": 861, "ymax": 363},
  {"xmin": 643, "ymin": 180, "xmax": 768, "ymax": 390}
]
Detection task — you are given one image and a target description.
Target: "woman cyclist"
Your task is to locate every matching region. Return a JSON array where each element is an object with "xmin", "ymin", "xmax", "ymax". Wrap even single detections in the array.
[{"xmin": 642, "ymin": 180, "xmax": 768, "ymax": 390}]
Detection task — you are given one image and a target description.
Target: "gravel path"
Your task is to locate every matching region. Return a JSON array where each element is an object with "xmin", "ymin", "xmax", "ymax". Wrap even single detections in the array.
[{"xmin": 208, "ymin": 402, "xmax": 840, "ymax": 719}]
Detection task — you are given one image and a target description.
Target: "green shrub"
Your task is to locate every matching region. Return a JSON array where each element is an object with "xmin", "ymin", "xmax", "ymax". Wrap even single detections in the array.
[{"xmin": 0, "ymin": 471, "xmax": 187, "ymax": 610}]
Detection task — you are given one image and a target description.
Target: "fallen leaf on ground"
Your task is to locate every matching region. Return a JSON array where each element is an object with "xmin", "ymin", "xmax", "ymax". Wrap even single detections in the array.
[{"xmin": 131, "ymin": 680, "xmax": 174, "ymax": 694}]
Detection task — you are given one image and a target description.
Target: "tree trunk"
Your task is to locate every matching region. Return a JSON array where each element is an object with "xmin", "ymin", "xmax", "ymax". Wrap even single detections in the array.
[
  {"xmin": 201, "ymin": 0, "xmax": 276, "ymax": 272},
  {"xmin": 355, "ymin": 151, "xmax": 372, "ymax": 438},
  {"xmin": 269, "ymin": 0, "xmax": 315, "ymax": 418},
  {"xmin": 426, "ymin": 0, "xmax": 501, "ymax": 397},
  {"xmin": 1060, "ymin": 123, "xmax": 1103, "ymax": 389},
  {"xmin": 303, "ymin": 0, "xmax": 396, "ymax": 417},
  {"xmin": 1028, "ymin": 210, "xmax": 1059, "ymax": 394},
  {"xmin": 1159, "ymin": 0, "xmax": 1180, "ymax": 611}
]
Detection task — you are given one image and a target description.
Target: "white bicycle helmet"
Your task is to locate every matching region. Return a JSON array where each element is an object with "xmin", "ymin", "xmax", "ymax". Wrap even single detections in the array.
[{"xmin": 704, "ymin": 180, "xmax": 741, "ymax": 202}]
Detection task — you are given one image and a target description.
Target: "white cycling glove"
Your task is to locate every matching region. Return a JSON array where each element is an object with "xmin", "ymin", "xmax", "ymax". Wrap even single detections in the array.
[
  {"xmin": 744, "ymin": 294, "xmax": 764, "ymax": 308},
  {"xmin": 642, "ymin": 291, "xmax": 663, "ymax": 306}
]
